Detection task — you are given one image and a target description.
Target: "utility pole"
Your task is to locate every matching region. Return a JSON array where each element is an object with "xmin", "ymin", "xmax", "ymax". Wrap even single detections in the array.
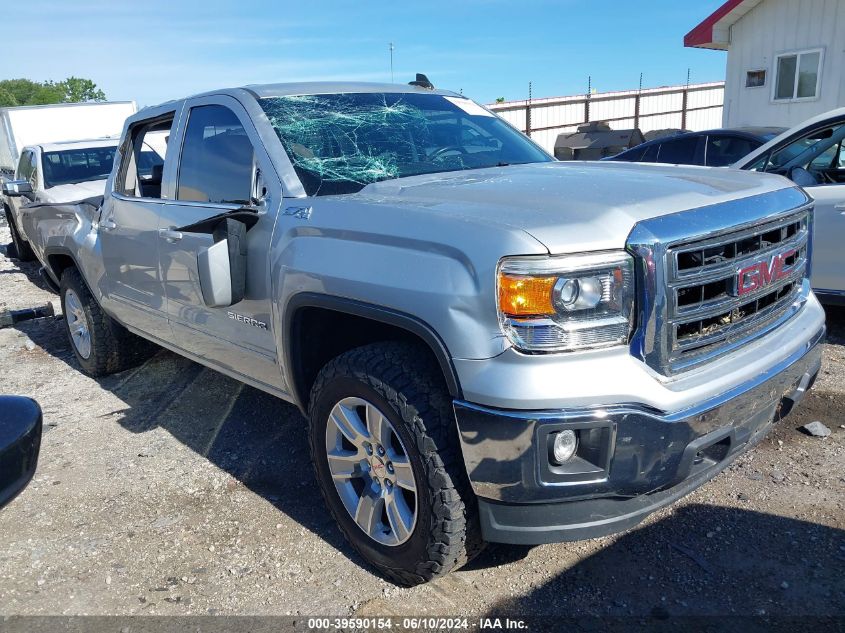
[
  {"xmin": 634, "ymin": 72, "xmax": 643, "ymax": 130},
  {"xmin": 681, "ymin": 68, "xmax": 691, "ymax": 130},
  {"xmin": 389, "ymin": 43, "xmax": 395, "ymax": 83}
]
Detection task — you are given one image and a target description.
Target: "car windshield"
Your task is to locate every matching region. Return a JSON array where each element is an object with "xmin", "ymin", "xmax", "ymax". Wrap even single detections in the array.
[
  {"xmin": 259, "ymin": 92, "xmax": 552, "ymax": 196},
  {"xmin": 42, "ymin": 147, "xmax": 116, "ymax": 188},
  {"xmin": 748, "ymin": 123, "xmax": 845, "ymax": 172}
]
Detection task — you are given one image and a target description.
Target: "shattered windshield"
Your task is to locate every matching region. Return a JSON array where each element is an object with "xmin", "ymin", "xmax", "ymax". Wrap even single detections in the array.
[{"xmin": 259, "ymin": 92, "xmax": 551, "ymax": 196}]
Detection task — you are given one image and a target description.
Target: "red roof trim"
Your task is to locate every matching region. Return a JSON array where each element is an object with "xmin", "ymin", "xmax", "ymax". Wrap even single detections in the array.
[{"xmin": 684, "ymin": 0, "xmax": 744, "ymax": 48}]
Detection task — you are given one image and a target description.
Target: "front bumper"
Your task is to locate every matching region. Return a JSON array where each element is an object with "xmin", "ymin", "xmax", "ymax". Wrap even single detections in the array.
[{"xmin": 453, "ymin": 325, "xmax": 824, "ymax": 545}]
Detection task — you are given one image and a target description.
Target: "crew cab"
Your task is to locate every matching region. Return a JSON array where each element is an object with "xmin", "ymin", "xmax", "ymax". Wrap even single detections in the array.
[{"xmin": 22, "ymin": 82, "xmax": 825, "ymax": 585}]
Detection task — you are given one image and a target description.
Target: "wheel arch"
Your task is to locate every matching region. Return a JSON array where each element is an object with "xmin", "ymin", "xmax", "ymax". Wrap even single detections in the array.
[
  {"xmin": 284, "ymin": 293, "xmax": 463, "ymax": 414},
  {"xmin": 43, "ymin": 246, "xmax": 81, "ymax": 287}
]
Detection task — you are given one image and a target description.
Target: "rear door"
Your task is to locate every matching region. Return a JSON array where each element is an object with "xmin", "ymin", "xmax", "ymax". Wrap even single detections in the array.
[
  {"xmin": 98, "ymin": 109, "xmax": 175, "ymax": 339},
  {"xmin": 655, "ymin": 135, "xmax": 704, "ymax": 165},
  {"xmin": 704, "ymin": 134, "xmax": 761, "ymax": 167},
  {"xmin": 156, "ymin": 96, "xmax": 282, "ymax": 390}
]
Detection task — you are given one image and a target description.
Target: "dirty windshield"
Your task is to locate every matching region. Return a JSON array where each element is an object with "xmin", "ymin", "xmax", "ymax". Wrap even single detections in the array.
[{"xmin": 259, "ymin": 92, "xmax": 551, "ymax": 195}]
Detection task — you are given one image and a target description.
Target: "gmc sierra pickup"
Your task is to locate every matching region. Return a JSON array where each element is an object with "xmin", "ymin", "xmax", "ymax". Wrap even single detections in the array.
[{"xmin": 21, "ymin": 81, "xmax": 825, "ymax": 586}]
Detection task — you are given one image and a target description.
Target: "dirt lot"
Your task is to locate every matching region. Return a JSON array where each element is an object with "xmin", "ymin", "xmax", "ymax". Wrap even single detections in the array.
[{"xmin": 0, "ymin": 217, "xmax": 843, "ymax": 620}]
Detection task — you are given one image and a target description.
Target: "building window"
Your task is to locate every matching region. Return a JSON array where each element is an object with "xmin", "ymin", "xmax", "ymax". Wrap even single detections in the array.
[
  {"xmin": 745, "ymin": 70, "xmax": 766, "ymax": 88},
  {"xmin": 774, "ymin": 49, "xmax": 822, "ymax": 101}
]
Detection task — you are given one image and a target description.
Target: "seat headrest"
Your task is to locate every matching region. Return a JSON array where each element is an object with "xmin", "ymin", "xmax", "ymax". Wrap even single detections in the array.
[{"xmin": 150, "ymin": 163, "xmax": 164, "ymax": 181}]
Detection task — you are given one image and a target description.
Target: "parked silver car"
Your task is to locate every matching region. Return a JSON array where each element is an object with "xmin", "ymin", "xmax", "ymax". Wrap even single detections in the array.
[{"xmin": 735, "ymin": 107, "xmax": 845, "ymax": 304}]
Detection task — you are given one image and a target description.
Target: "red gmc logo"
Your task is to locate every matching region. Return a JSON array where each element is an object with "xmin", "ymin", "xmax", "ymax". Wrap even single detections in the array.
[{"xmin": 735, "ymin": 248, "xmax": 797, "ymax": 297}]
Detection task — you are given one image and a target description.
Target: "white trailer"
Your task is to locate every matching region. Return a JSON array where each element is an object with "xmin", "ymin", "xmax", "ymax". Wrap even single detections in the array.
[{"xmin": 0, "ymin": 101, "xmax": 136, "ymax": 176}]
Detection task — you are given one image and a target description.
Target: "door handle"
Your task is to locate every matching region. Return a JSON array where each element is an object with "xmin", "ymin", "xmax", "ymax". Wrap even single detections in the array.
[
  {"xmin": 158, "ymin": 228, "xmax": 183, "ymax": 242},
  {"xmin": 99, "ymin": 219, "xmax": 117, "ymax": 231}
]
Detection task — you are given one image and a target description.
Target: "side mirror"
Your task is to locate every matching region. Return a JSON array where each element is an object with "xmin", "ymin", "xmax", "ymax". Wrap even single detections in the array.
[
  {"xmin": 0, "ymin": 396, "xmax": 42, "ymax": 510},
  {"xmin": 2, "ymin": 180, "xmax": 33, "ymax": 197},
  {"xmin": 788, "ymin": 166, "xmax": 818, "ymax": 187},
  {"xmin": 196, "ymin": 218, "xmax": 249, "ymax": 308}
]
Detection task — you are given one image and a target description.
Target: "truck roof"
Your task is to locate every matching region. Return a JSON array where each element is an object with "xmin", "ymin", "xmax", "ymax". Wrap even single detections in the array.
[
  {"xmin": 30, "ymin": 138, "xmax": 120, "ymax": 152},
  {"xmin": 243, "ymin": 82, "xmax": 458, "ymax": 99},
  {"xmin": 137, "ymin": 82, "xmax": 460, "ymax": 114}
]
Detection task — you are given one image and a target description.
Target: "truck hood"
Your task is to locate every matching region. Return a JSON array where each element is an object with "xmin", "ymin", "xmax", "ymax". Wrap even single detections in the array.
[
  {"xmin": 39, "ymin": 179, "xmax": 107, "ymax": 204},
  {"xmin": 359, "ymin": 161, "xmax": 794, "ymax": 253}
]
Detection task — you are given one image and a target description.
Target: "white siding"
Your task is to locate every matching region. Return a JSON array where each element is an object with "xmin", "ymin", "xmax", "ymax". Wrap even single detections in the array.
[{"xmin": 724, "ymin": 0, "xmax": 845, "ymax": 127}]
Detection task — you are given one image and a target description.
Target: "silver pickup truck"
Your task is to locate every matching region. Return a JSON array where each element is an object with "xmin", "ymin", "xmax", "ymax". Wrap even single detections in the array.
[{"xmin": 20, "ymin": 82, "xmax": 826, "ymax": 586}]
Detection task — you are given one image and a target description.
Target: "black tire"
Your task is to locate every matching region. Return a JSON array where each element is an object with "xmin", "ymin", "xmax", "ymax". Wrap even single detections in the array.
[
  {"xmin": 4, "ymin": 205, "xmax": 36, "ymax": 262},
  {"xmin": 59, "ymin": 267, "xmax": 157, "ymax": 376},
  {"xmin": 308, "ymin": 341, "xmax": 484, "ymax": 586}
]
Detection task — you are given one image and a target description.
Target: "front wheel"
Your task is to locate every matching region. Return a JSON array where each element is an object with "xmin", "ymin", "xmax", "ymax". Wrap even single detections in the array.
[{"xmin": 308, "ymin": 342, "xmax": 483, "ymax": 585}]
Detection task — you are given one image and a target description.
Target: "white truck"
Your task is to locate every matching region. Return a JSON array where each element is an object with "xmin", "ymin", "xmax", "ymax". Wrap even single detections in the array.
[{"xmin": 1, "ymin": 101, "xmax": 136, "ymax": 259}]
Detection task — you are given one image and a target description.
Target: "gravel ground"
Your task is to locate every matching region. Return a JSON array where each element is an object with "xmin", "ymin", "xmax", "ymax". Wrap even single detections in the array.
[{"xmin": 0, "ymin": 218, "xmax": 843, "ymax": 620}]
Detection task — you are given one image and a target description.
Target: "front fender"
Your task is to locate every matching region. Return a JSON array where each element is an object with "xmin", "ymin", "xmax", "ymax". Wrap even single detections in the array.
[{"xmin": 269, "ymin": 197, "xmax": 549, "ymax": 378}]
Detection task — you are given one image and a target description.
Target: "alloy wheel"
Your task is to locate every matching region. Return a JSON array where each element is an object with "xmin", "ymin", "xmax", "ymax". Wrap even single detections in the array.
[
  {"xmin": 64, "ymin": 289, "xmax": 92, "ymax": 359},
  {"xmin": 325, "ymin": 397, "xmax": 418, "ymax": 546}
]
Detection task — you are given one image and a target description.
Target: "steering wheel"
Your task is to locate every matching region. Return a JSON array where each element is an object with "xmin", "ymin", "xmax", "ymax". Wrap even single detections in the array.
[
  {"xmin": 430, "ymin": 145, "xmax": 469, "ymax": 161},
  {"xmin": 815, "ymin": 168, "xmax": 840, "ymax": 184}
]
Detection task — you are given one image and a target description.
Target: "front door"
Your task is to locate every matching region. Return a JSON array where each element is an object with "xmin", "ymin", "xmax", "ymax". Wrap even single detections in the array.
[
  {"xmin": 744, "ymin": 119, "xmax": 845, "ymax": 296},
  {"xmin": 98, "ymin": 111, "xmax": 174, "ymax": 339},
  {"xmin": 802, "ymin": 136, "xmax": 845, "ymax": 294},
  {"xmin": 805, "ymin": 184, "xmax": 845, "ymax": 294},
  {"xmin": 9, "ymin": 150, "xmax": 38, "ymax": 227},
  {"xmin": 157, "ymin": 98, "xmax": 283, "ymax": 391}
]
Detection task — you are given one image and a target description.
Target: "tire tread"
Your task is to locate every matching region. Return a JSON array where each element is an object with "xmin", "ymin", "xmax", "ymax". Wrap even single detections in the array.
[{"xmin": 308, "ymin": 341, "xmax": 484, "ymax": 586}]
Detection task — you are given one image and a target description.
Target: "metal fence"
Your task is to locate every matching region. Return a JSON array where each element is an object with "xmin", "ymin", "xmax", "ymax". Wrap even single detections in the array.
[{"xmin": 487, "ymin": 82, "xmax": 725, "ymax": 154}]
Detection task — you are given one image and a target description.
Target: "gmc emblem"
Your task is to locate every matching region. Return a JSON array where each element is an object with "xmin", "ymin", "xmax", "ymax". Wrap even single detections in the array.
[{"xmin": 734, "ymin": 248, "xmax": 797, "ymax": 297}]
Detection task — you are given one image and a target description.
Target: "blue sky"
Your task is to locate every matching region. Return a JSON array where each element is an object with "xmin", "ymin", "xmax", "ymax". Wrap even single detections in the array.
[{"xmin": 6, "ymin": 0, "xmax": 728, "ymax": 106}]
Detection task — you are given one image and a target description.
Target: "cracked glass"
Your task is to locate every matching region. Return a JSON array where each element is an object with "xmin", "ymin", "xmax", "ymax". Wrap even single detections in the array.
[{"xmin": 259, "ymin": 92, "xmax": 551, "ymax": 196}]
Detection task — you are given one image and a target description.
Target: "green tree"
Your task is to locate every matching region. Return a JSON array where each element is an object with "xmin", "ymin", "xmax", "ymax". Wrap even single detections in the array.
[
  {"xmin": 0, "ymin": 77, "xmax": 106, "ymax": 106},
  {"xmin": 0, "ymin": 87, "xmax": 17, "ymax": 107},
  {"xmin": 0, "ymin": 78, "xmax": 63, "ymax": 106},
  {"xmin": 56, "ymin": 76, "xmax": 106, "ymax": 103}
]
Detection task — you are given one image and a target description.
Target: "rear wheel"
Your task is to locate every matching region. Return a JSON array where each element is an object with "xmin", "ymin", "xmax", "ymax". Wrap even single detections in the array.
[
  {"xmin": 308, "ymin": 342, "xmax": 484, "ymax": 585},
  {"xmin": 59, "ymin": 267, "xmax": 157, "ymax": 376},
  {"xmin": 4, "ymin": 206, "xmax": 35, "ymax": 262}
]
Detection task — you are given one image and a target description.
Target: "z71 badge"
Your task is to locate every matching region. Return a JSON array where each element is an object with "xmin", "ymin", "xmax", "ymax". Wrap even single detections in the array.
[{"xmin": 227, "ymin": 312, "xmax": 269, "ymax": 330}]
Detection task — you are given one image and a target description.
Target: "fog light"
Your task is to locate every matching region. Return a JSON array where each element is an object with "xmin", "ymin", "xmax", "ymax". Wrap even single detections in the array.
[{"xmin": 552, "ymin": 430, "xmax": 578, "ymax": 464}]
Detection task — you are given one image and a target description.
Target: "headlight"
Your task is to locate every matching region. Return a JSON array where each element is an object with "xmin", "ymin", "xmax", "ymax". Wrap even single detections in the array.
[{"xmin": 497, "ymin": 251, "xmax": 635, "ymax": 352}]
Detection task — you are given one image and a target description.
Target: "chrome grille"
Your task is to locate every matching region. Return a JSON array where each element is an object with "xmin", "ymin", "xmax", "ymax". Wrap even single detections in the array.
[
  {"xmin": 666, "ymin": 211, "xmax": 809, "ymax": 371},
  {"xmin": 626, "ymin": 188, "xmax": 814, "ymax": 376}
]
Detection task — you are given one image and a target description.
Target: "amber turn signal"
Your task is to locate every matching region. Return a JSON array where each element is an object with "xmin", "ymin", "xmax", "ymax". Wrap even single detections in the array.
[{"xmin": 498, "ymin": 274, "xmax": 557, "ymax": 317}]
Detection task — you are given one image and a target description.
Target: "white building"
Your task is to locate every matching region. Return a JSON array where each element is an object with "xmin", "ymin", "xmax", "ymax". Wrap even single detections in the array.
[{"xmin": 685, "ymin": 0, "xmax": 845, "ymax": 128}]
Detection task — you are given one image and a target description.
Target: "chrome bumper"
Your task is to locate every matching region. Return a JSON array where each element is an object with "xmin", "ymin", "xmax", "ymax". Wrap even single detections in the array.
[{"xmin": 453, "ymin": 325, "xmax": 824, "ymax": 544}]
